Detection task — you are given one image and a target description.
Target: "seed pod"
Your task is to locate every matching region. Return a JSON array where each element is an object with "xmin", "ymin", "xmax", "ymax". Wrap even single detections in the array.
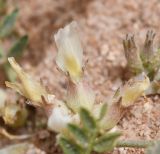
[{"xmin": 123, "ymin": 34, "xmax": 143, "ymax": 74}]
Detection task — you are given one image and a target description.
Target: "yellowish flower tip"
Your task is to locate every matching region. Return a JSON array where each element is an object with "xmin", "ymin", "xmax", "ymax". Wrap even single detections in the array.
[
  {"xmin": 121, "ymin": 73, "xmax": 150, "ymax": 107},
  {"xmin": 5, "ymin": 57, "xmax": 47, "ymax": 106},
  {"xmin": 54, "ymin": 21, "xmax": 83, "ymax": 82},
  {"xmin": 8, "ymin": 57, "xmax": 22, "ymax": 76}
]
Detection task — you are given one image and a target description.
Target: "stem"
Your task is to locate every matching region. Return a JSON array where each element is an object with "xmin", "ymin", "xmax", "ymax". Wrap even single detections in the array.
[
  {"xmin": 85, "ymin": 133, "xmax": 97, "ymax": 154},
  {"xmin": 116, "ymin": 140, "xmax": 155, "ymax": 148}
]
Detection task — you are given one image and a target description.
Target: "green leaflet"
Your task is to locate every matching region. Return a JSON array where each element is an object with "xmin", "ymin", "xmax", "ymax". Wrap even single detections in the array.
[
  {"xmin": 58, "ymin": 107, "xmax": 122, "ymax": 154},
  {"xmin": 0, "ymin": 8, "xmax": 18, "ymax": 38},
  {"xmin": 93, "ymin": 132, "xmax": 122, "ymax": 152},
  {"xmin": 68, "ymin": 124, "xmax": 88, "ymax": 146},
  {"xmin": 98, "ymin": 103, "xmax": 107, "ymax": 121},
  {"xmin": 59, "ymin": 137, "xmax": 83, "ymax": 154},
  {"xmin": 8, "ymin": 35, "xmax": 28, "ymax": 58},
  {"xmin": 80, "ymin": 108, "xmax": 96, "ymax": 131}
]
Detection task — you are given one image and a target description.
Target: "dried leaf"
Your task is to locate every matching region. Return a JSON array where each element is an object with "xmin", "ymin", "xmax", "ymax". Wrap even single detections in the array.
[{"xmin": 54, "ymin": 21, "xmax": 83, "ymax": 82}]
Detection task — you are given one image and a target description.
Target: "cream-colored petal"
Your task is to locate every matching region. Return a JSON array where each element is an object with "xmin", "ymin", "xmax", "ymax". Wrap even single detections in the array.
[
  {"xmin": 5, "ymin": 81, "xmax": 24, "ymax": 96},
  {"xmin": 8, "ymin": 57, "xmax": 24, "ymax": 78},
  {"xmin": 121, "ymin": 73, "xmax": 150, "ymax": 107},
  {"xmin": 55, "ymin": 21, "xmax": 83, "ymax": 64},
  {"xmin": 47, "ymin": 100, "xmax": 79, "ymax": 134},
  {"xmin": 48, "ymin": 107, "xmax": 72, "ymax": 133},
  {"xmin": 54, "ymin": 21, "xmax": 83, "ymax": 81}
]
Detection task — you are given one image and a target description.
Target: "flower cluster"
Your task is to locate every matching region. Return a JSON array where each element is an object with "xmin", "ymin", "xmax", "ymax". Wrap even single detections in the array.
[{"xmin": 5, "ymin": 22, "xmax": 149, "ymax": 135}]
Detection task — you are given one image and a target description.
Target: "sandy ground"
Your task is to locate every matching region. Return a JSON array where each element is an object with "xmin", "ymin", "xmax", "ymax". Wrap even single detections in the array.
[{"xmin": 1, "ymin": 0, "xmax": 160, "ymax": 153}]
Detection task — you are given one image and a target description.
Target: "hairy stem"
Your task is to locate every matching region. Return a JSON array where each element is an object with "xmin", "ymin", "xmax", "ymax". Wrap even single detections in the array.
[
  {"xmin": 85, "ymin": 132, "xmax": 97, "ymax": 154},
  {"xmin": 116, "ymin": 140, "xmax": 155, "ymax": 148}
]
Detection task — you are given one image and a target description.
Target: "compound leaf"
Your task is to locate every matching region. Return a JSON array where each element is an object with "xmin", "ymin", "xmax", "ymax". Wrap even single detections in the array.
[
  {"xmin": 93, "ymin": 132, "xmax": 122, "ymax": 152},
  {"xmin": 68, "ymin": 124, "xmax": 88, "ymax": 146}
]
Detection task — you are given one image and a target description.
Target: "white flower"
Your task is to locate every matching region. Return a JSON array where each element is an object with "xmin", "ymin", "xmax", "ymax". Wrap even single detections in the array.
[
  {"xmin": 5, "ymin": 57, "xmax": 47, "ymax": 106},
  {"xmin": 47, "ymin": 100, "xmax": 79, "ymax": 134},
  {"xmin": 54, "ymin": 21, "xmax": 83, "ymax": 82}
]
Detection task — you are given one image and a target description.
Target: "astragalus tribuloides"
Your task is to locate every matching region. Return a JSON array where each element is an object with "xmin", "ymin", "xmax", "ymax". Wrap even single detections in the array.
[{"xmin": 5, "ymin": 21, "xmax": 150, "ymax": 136}]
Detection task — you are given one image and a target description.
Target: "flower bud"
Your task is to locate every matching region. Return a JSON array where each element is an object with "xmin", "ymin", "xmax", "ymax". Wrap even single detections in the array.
[
  {"xmin": 100, "ymin": 73, "xmax": 150, "ymax": 130},
  {"xmin": 5, "ymin": 57, "xmax": 47, "ymax": 106},
  {"xmin": 54, "ymin": 21, "xmax": 83, "ymax": 82},
  {"xmin": 123, "ymin": 34, "xmax": 143, "ymax": 74},
  {"xmin": 66, "ymin": 79, "xmax": 95, "ymax": 113},
  {"xmin": 120, "ymin": 73, "xmax": 150, "ymax": 107}
]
